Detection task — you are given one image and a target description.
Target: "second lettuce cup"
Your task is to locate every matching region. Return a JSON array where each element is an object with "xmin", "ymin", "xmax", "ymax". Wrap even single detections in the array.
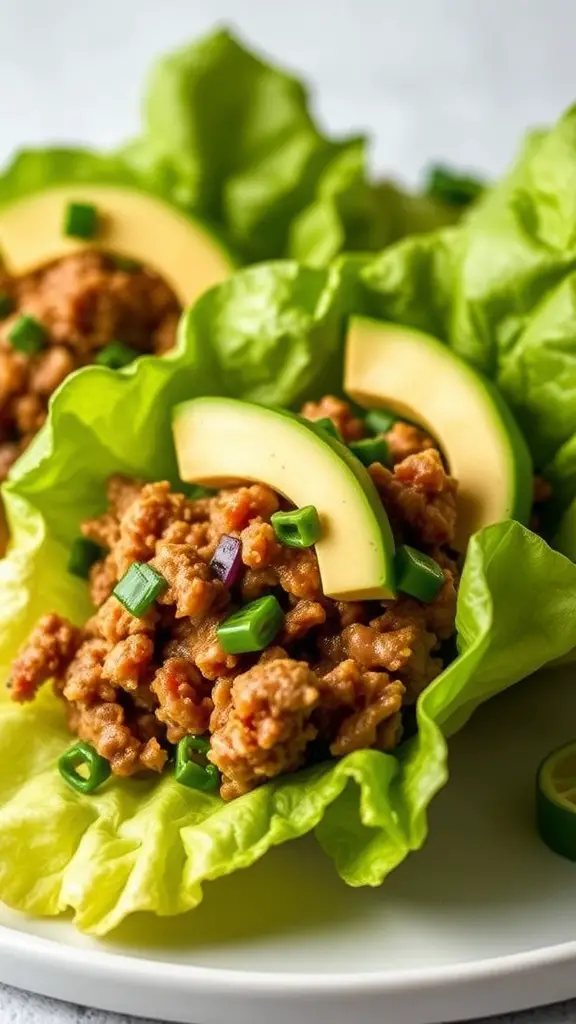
[{"xmin": 1, "ymin": 217, "xmax": 576, "ymax": 934}]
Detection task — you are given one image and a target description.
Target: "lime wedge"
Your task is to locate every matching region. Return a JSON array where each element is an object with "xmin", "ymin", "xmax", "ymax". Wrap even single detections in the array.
[{"xmin": 537, "ymin": 741, "xmax": 576, "ymax": 862}]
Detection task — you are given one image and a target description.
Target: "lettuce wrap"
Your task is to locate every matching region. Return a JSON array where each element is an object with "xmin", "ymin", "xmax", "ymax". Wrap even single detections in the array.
[{"xmin": 1, "ymin": 231, "xmax": 576, "ymax": 933}]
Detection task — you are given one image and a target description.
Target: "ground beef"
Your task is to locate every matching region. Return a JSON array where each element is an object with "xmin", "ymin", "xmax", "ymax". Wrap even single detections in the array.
[
  {"xmin": 385, "ymin": 422, "xmax": 436, "ymax": 463},
  {"xmin": 370, "ymin": 449, "xmax": 458, "ymax": 546},
  {"xmin": 0, "ymin": 252, "xmax": 180, "ymax": 479},
  {"xmin": 301, "ymin": 394, "xmax": 365, "ymax": 442},
  {"xmin": 10, "ymin": 398, "xmax": 462, "ymax": 799}
]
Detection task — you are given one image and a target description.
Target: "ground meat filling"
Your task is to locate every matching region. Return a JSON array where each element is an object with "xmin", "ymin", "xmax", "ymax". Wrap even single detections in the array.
[
  {"xmin": 10, "ymin": 397, "xmax": 461, "ymax": 800},
  {"xmin": 0, "ymin": 252, "xmax": 180, "ymax": 478}
]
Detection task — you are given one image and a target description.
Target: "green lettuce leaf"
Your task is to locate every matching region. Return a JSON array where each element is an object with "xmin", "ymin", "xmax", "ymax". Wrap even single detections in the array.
[
  {"xmin": 122, "ymin": 28, "xmax": 463, "ymax": 266},
  {"xmin": 1, "ymin": 259, "xmax": 576, "ymax": 934}
]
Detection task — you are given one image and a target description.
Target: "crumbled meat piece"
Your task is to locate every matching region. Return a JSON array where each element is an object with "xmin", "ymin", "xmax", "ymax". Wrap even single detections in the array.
[
  {"xmin": 319, "ymin": 659, "xmax": 405, "ymax": 756},
  {"xmin": 165, "ymin": 616, "xmax": 239, "ymax": 681},
  {"xmin": 240, "ymin": 519, "xmax": 281, "ymax": 569},
  {"xmin": 62, "ymin": 637, "xmax": 115, "ymax": 703},
  {"xmin": 114, "ymin": 481, "xmax": 199, "ymax": 576},
  {"xmin": 151, "ymin": 658, "xmax": 213, "ymax": 743},
  {"xmin": 210, "ymin": 484, "xmax": 280, "ymax": 536},
  {"xmin": 13, "ymin": 393, "xmax": 44, "ymax": 434},
  {"xmin": 281, "ymin": 600, "xmax": 326, "ymax": 644},
  {"xmin": 300, "ymin": 395, "xmax": 365, "ymax": 442},
  {"xmin": 29, "ymin": 346, "xmax": 75, "ymax": 395},
  {"xmin": 276, "ymin": 547, "xmax": 322, "ymax": 600},
  {"xmin": 209, "ymin": 659, "xmax": 320, "ymax": 799},
  {"xmin": 140, "ymin": 737, "xmax": 169, "ymax": 773},
  {"xmin": 11, "ymin": 614, "xmax": 82, "ymax": 701},
  {"xmin": 335, "ymin": 601, "xmax": 367, "ymax": 628},
  {"xmin": 88, "ymin": 553, "xmax": 118, "ymax": 607},
  {"xmin": 342, "ymin": 622, "xmax": 415, "ymax": 673},
  {"xmin": 241, "ymin": 566, "xmax": 280, "ymax": 601},
  {"xmin": 151, "ymin": 543, "xmax": 227, "ymax": 618},
  {"xmin": 102, "ymin": 634, "xmax": 155, "ymax": 693},
  {"xmin": 90, "ymin": 596, "xmax": 157, "ymax": 645},
  {"xmin": 370, "ymin": 449, "xmax": 458, "ymax": 546},
  {"xmin": 68, "ymin": 700, "xmax": 148, "ymax": 776},
  {"xmin": 371, "ymin": 601, "xmax": 442, "ymax": 701},
  {"xmin": 385, "ymin": 422, "xmax": 436, "ymax": 463}
]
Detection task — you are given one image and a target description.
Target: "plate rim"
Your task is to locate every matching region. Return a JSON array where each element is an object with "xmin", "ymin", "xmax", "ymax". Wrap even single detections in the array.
[{"xmin": 0, "ymin": 919, "xmax": 575, "ymax": 993}]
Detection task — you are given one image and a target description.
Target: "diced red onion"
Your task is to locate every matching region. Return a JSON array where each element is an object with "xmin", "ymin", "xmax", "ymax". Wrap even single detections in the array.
[{"xmin": 210, "ymin": 534, "xmax": 242, "ymax": 587}]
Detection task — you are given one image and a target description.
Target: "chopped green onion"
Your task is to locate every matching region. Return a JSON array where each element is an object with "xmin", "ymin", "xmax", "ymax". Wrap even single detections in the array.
[
  {"xmin": 175, "ymin": 736, "xmax": 220, "ymax": 792},
  {"xmin": 68, "ymin": 537, "xmax": 103, "ymax": 579},
  {"xmin": 217, "ymin": 595, "xmax": 284, "ymax": 654},
  {"xmin": 58, "ymin": 741, "xmax": 111, "ymax": 795},
  {"xmin": 314, "ymin": 417, "xmax": 342, "ymax": 441},
  {"xmin": 365, "ymin": 409, "xmax": 396, "ymax": 435},
  {"xmin": 424, "ymin": 164, "xmax": 485, "ymax": 208},
  {"xmin": 271, "ymin": 505, "xmax": 321, "ymax": 549},
  {"xmin": 395, "ymin": 545, "xmax": 444, "ymax": 602},
  {"xmin": 7, "ymin": 315, "xmax": 47, "ymax": 355},
  {"xmin": 181, "ymin": 483, "xmax": 216, "ymax": 500},
  {"xmin": 0, "ymin": 292, "xmax": 14, "ymax": 320},
  {"xmin": 112, "ymin": 254, "xmax": 142, "ymax": 273},
  {"xmin": 349, "ymin": 437, "xmax": 389, "ymax": 467},
  {"xmin": 113, "ymin": 561, "xmax": 167, "ymax": 617},
  {"xmin": 95, "ymin": 341, "xmax": 139, "ymax": 370},
  {"xmin": 63, "ymin": 201, "xmax": 99, "ymax": 240}
]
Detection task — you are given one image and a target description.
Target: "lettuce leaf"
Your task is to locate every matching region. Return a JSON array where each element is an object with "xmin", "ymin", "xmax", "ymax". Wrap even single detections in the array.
[
  {"xmin": 1, "ymin": 259, "xmax": 576, "ymax": 934},
  {"xmin": 122, "ymin": 28, "xmax": 463, "ymax": 266},
  {"xmin": 0, "ymin": 29, "xmax": 463, "ymax": 277}
]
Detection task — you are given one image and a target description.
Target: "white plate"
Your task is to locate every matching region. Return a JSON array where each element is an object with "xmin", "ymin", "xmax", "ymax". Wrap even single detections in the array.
[{"xmin": 0, "ymin": 666, "xmax": 575, "ymax": 1024}]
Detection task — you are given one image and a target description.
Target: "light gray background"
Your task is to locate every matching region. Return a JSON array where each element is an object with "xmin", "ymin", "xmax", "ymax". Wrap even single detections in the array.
[{"xmin": 0, "ymin": 0, "xmax": 575, "ymax": 1021}]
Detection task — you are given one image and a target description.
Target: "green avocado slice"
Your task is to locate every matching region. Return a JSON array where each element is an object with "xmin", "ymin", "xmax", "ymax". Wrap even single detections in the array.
[
  {"xmin": 172, "ymin": 396, "xmax": 396, "ymax": 600},
  {"xmin": 345, "ymin": 317, "xmax": 533, "ymax": 550}
]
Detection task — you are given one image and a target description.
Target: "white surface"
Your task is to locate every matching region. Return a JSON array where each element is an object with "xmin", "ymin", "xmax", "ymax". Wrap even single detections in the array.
[
  {"xmin": 1, "ymin": 0, "xmax": 576, "ymax": 184},
  {"xmin": 0, "ymin": 669, "xmax": 576, "ymax": 1023},
  {"xmin": 2, "ymin": 1, "xmax": 576, "ymax": 1022}
]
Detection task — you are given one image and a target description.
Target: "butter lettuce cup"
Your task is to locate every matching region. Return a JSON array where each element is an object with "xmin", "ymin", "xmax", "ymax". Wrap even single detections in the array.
[{"xmin": 2, "ymin": 230, "xmax": 576, "ymax": 935}]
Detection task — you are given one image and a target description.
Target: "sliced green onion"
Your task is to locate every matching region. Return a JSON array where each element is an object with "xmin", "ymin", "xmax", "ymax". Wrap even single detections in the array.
[
  {"xmin": 349, "ymin": 436, "xmax": 389, "ymax": 467},
  {"xmin": 217, "ymin": 595, "xmax": 284, "ymax": 654},
  {"xmin": 63, "ymin": 201, "xmax": 99, "ymax": 240},
  {"xmin": 58, "ymin": 741, "xmax": 111, "ymax": 795},
  {"xmin": 95, "ymin": 341, "xmax": 139, "ymax": 370},
  {"xmin": 112, "ymin": 254, "xmax": 142, "ymax": 273},
  {"xmin": 181, "ymin": 483, "xmax": 216, "ymax": 500},
  {"xmin": 7, "ymin": 315, "xmax": 47, "ymax": 355},
  {"xmin": 424, "ymin": 164, "xmax": 485, "ymax": 208},
  {"xmin": 175, "ymin": 736, "xmax": 220, "ymax": 792},
  {"xmin": 537, "ymin": 741, "xmax": 576, "ymax": 862},
  {"xmin": 0, "ymin": 292, "xmax": 14, "ymax": 320},
  {"xmin": 395, "ymin": 545, "xmax": 444, "ymax": 602},
  {"xmin": 113, "ymin": 561, "xmax": 167, "ymax": 617},
  {"xmin": 68, "ymin": 537, "xmax": 103, "ymax": 579},
  {"xmin": 365, "ymin": 409, "xmax": 396, "ymax": 435},
  {"xmin": 271, "ymin": 505, "xmax": 321, "ymax": 549},
  {"xmin": 314, "ymin": 417, "xmax": 342, "ymax": 441}
]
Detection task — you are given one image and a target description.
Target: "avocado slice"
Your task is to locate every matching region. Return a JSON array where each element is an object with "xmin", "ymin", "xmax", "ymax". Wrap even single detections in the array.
[
  {"xmin": 0, "ymin": 185, "xmax": 233, "ymax": 306},
  {"xmin": 344, "ymin": 316, "xmax": 533, "ymax": 549},
  {"xmin": 172, "ymin": 397, "xmax": 396, "ymax": 600}
]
